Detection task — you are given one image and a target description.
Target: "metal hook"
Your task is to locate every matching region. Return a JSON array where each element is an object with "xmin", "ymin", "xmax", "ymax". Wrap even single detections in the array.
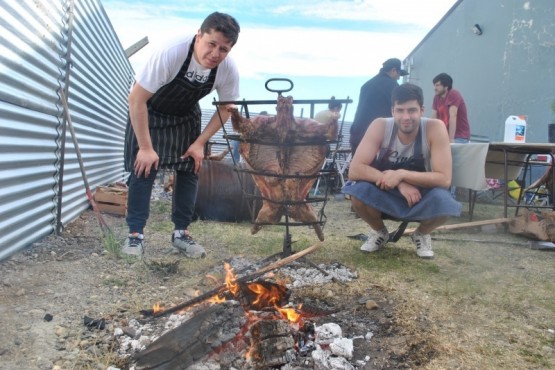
[{"xmin": 265, "ymin": 78, "xmax": 294, "ymax": 96}]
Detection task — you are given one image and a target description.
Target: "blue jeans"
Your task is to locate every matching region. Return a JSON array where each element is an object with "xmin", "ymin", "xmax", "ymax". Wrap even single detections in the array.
[{"xmin": 126, "ymin": 169, "xmax": 198, "ymax": 234}]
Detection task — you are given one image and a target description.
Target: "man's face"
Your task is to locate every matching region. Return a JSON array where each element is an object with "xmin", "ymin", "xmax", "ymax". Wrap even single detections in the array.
[
  {"xmin": 433, "ymin": 81, "xmax": 448, "ymax": 97},
  {"xmin": 391, "ymin": 69, "xmax": 401, "ymax": 81},
  {"xmin": 392, "ymin": 99, "xmax": 423, "ymax": 135},
  {"xmin": 194, "ymin": 29, "xmax": 234, "ymax": 69}
]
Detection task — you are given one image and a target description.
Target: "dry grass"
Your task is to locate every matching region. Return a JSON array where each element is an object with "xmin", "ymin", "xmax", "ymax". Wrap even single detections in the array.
[{"xmin": 182, "ymin": 195, "xmax": 555, "ymax": 369}]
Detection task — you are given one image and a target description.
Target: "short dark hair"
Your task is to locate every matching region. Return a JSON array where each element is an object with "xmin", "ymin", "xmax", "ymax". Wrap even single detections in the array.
[
  {"xmin": 432, "ymin": 73, "xmax": 453, "ymax": 90},
  {"xmin": 200, "ymin": 12, "xmax": 240, "ymax": 46},
  {"xmin": 328, "ymin": 96, "xmax": 342, "ymax": 111},
  {"xmin": 391, "ymin": 83, "xmax": 424, "ymax": 107}
]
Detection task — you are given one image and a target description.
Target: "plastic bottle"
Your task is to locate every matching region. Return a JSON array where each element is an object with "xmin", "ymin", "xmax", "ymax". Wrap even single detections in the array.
[{"xmin": 503, "ymin": 115, "xmax": 527, "ymax": 143}]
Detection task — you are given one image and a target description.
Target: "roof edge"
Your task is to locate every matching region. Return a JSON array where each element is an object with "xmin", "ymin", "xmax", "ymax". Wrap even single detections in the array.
[{"xmin": 405, "ymin": 0, "xmax": 464, "ymax": 59}]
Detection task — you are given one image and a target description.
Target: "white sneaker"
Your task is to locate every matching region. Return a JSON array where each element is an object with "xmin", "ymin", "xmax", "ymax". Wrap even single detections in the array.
[
  {"xmin": 172, "ymin": 230, "xmax": 206, "ymax": 259},
  {"xmin": 361, "ymin": 227, "xmax": 389, "ymax": 252},
  {"xmin": 412, "ymin": 230, "xmax": 434, "ymax": 259},
  {"xmin": 122, "ymin": 233, "xmax": 144, "ymax": 257}
]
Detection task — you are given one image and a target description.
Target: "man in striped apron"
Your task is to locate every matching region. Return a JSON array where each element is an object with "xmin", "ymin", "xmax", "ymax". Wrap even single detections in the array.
[
  {"xmin": 342, "ymin": 83, "xmax": 461, "ymax": 259},
  {"xmin": 123, "ymin": 12, "xmax": 241, "ymax": 258}
]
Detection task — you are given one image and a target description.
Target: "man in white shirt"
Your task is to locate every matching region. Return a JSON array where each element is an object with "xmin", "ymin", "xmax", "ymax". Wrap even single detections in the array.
[{"xmin": 123, "ymin": 12, "xmax": 241, "ymax": 258}]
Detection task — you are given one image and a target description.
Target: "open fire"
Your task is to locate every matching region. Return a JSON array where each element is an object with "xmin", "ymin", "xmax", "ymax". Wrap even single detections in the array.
[{"xmin": 118, "ymin": 255, "xmax": 361, "ymax": 370}]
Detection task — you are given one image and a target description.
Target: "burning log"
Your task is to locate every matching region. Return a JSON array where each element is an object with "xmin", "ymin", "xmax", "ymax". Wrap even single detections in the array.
[
  {"xmin": 250, "ymin": 320, "xmax": 296, "ymax": 368},
  {"xmin": 231, "ymin": 280, "xmax": 290, "ymax": 311},
  {"xmin": 134, "ymin": 301, "xmax": 248, "ymax": 370}
]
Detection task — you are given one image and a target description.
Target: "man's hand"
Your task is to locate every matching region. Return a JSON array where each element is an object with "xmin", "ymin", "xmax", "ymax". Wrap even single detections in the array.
[
  {"xmin": 398, "ymin": 182, "xmax": 422, "ymax": 207},
  {"xmin": 376, "ymin": 169, "xmax": 404, "ymax": 190},
  {"xmin": 182, "ymin": 141, "xmax": 205, "ymax": 174},
  {"xmin": 134, "ymin": 148, "xmax": 159, "ymax": 178}
]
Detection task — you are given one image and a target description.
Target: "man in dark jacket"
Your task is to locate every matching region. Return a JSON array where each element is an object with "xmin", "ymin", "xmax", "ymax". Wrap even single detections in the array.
[{"xmin": 350, "ymin": 58, "xmax": 408, "ymax": 154}]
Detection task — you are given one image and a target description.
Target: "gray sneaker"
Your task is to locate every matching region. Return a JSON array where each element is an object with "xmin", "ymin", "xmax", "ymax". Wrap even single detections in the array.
[
  {"xmin": 412, "ymin": 230, "xmax": 434, "ymax": 259},
  {"xmin": 123, "ymin": 233, "xmax": 144, "ymax": 257},
  {"xmin": 361, "ymin": 227, "xmax": 389, "ymax": 252},
  {"xmin": 172, "ymin": 230, "xmax": 206, "ymax": 259}
]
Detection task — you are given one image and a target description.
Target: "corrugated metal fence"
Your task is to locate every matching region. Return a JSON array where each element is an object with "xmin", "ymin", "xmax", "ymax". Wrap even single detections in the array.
[{"xmin": 0, "ymin": 0, "xmax": 134, "ymax": 260}]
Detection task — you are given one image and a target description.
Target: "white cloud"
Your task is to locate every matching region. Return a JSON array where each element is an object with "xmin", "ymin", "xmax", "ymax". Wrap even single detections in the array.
[
  {"xmin": 232, "ymin": 26, "xmax": 422, "ymax": 79},
  {"xmin": 104, "ymin": 1, "xmax": 457, "ymax": 77}
]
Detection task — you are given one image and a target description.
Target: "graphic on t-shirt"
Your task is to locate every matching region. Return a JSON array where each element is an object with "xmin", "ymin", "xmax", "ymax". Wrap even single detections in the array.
[{"xmin": 184, "ymin": 69, "xmax": 210, "ymax": 83}]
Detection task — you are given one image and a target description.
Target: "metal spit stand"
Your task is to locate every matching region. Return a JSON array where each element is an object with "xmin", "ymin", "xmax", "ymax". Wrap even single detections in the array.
[{"xmin": 212, "ymin": 78, "xmax": 352, "ymax": 257}]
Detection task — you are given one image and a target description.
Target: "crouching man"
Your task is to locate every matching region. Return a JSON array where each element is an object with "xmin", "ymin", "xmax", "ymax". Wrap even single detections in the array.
[{"xmin": 342, "ymin": 83, "xmax": 461, "ymax": 259}]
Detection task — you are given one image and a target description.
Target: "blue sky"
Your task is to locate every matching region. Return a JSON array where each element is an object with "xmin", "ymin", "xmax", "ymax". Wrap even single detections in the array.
[{"xmin": 103, "ymin": 0, "xmax": 458, "ymax": 121}]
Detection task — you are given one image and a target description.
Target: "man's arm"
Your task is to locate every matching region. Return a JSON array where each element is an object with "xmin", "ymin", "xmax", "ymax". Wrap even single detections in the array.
[
  {"xmin": 182, "ymin": 106, "xmax": 233, "ymax": 173},
  {"xmin": 128, "ymin": 83, "xmax": 157, "ymax": 177},
  {"xmin": 431, "ymin": 109, "xmax": 438, "ymax": 119},
  {"xmin": 447, "ymin": 105, "xmax": 458, "ymax": 142},
  {"xmin": 348, "ymin": 118, "xmax": 387, "ymax": 183},
  {"xmin": 396, "ymin": 119, "xmax": 452, "ymax": 189}
]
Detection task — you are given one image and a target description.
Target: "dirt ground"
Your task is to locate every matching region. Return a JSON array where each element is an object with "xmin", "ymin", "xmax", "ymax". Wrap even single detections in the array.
[{"xmin": 0, "ymin": 194, "xmax": 554, "ymax": 369}]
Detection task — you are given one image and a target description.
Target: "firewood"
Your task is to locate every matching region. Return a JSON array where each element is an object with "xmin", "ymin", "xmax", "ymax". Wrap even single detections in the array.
[
  {"xmin": 134, "ymin": 302, "xmax": 247, "ymax": 370},
  {"xmin": 250, "ymin": 320, "xmax": 296, "ymax": 368},
  {"xmin": 403, "ymin": 218, "xmax": 510, "ymax": 235}
]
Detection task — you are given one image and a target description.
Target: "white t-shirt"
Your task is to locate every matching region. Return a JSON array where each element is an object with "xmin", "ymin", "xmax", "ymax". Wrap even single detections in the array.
[{"xmin": 135, "ymin": 34, "xmax": 240, "ymax": 101}]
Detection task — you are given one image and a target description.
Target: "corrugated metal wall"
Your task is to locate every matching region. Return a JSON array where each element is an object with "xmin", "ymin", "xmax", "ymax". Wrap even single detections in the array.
[{"xmin": 0, "ymin": 0, "xmax": 134, "ymax": 260}]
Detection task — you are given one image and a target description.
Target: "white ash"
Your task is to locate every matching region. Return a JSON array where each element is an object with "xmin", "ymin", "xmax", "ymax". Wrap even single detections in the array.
[
  {"xmin": 116, "ymin": 313, "xmax": 195, "ymax": 358},
  {"xmin": 329, "ymin": 337, "xmax": 354, "ymax": 359},
  {"xmin": 278, "ymin": 261, "xmax": 358, "ymax": 288},
  {"xmin": 315, "ymin": 323, "xmax": 342, "ymax": 345}
]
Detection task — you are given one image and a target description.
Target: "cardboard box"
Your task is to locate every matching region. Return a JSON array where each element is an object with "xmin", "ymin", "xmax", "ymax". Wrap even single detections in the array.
[
  {"xmin": 94, "ymin": 185, "xmax": 127, "ymax": 216},
  {"xmin": 509, "ymin": 209, "xmax": 555, "ymax": 241}
]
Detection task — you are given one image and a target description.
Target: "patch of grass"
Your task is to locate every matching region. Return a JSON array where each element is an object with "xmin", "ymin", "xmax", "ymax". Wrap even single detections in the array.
[
  {"xmin": 151, "ymin": 200, "xmax": 171, "ymax": 214},
  {"xmin": 102, "ymin": 232, "xmax": 122, "ymax": 258},
  {"xmin": 102, "ymin": 277, "xmax": 127, "ymax": 287}
]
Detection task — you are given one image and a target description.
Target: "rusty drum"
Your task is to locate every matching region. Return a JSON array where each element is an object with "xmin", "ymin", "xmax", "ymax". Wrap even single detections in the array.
[{"xmin": 195, "ymin": 160, "xmax": 261, "ymax": 222}]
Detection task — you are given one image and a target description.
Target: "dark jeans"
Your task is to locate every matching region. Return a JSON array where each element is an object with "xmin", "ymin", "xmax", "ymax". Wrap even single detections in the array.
[{"xmin": 126, "ymin": 169, "xmax": 198, "ymax": 234}]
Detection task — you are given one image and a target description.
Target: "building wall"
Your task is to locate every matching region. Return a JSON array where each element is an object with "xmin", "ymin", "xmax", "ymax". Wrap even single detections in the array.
[
  {"xmin": 0, "ymin": 0, "xmax": 134, "ymax": 260},
  {"xmin": 405, "ymin": 0, "xmax": 555, "ymax": 142}
]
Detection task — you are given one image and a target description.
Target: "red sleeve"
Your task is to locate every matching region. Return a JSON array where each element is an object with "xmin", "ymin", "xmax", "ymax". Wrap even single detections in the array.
[{"xmin": 446, "ymin": 90, "xmax": 463, "ymax": 108}]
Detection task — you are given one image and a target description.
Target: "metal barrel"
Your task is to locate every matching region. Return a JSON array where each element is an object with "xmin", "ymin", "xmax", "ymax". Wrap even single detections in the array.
[{"xmin": 195, "ymin": 159, "xmax": 261, "ymax": 222}]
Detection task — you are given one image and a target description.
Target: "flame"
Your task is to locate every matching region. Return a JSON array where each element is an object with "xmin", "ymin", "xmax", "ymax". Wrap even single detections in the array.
[
  {"xmin": 217, "ymin": 263, "xmax": 304, "ymax": 323},
  {"xmin": 247, "ymin": 282, "xmax": 284, "ymax": 307},
  {"xmin": 209, "ymin": 295, "xmax": 226, "ymax": 304},
  {"xmin": 277, "ymin": 304, "xmax": 303, "ymax": 323},
  {"xmin": 152, "ymin": 302, "xmax": 163, "ymax": 314},
  {"xmin": 224, "ymin": 262, "xmax": 240, "ymax": 295}
]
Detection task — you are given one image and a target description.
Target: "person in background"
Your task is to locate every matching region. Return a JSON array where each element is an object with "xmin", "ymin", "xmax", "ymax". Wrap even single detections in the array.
[
  {"xmin": 315, "ymin": 96, "xmax": 342, "ymax": 123},
  {"xmin": 350, "ymin": 58, "xmax": 408, "ymax": 155},
  {"xmin": 431, "ymin": 73, "xmax": 471, "ymax": 198},
  {"xmin": 342, "ymin": 83, "xmax": 461, "ymax": 259},
  {"xmin": 431, "ymin": 73, "xmax": 470, "ymax": 143},
  {"xmin": 123, "ymin": 12, "xmax": 241, "ymax": 258}
]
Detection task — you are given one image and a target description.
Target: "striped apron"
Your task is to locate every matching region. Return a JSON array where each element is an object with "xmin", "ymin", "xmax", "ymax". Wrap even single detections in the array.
[{"xmin": 124, "ymin": 36, "xmax": 218, "ymax": 173}]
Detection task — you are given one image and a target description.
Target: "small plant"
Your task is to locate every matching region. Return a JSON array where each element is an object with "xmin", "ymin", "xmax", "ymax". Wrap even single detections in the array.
[{"xmin": 102, "ymin": 232, "xmax": 122, "ymax": 257}]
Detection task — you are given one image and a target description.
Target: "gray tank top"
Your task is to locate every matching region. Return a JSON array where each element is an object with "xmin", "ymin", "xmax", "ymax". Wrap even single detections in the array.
[{"xmin": 381, "ymin": 117, "xmax": 431, "ymax": 171}]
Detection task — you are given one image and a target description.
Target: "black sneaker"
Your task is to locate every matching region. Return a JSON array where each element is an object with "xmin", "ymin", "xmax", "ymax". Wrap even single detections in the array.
[{"xmin": 171, "ymin": 230, "xmax": 206, "ymax": 259}]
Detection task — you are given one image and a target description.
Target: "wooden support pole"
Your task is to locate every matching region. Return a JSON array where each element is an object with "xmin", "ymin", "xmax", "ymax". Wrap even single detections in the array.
[{"xmin": 403, "ymin": 218, "xmax": 511, "ymax": 235}]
